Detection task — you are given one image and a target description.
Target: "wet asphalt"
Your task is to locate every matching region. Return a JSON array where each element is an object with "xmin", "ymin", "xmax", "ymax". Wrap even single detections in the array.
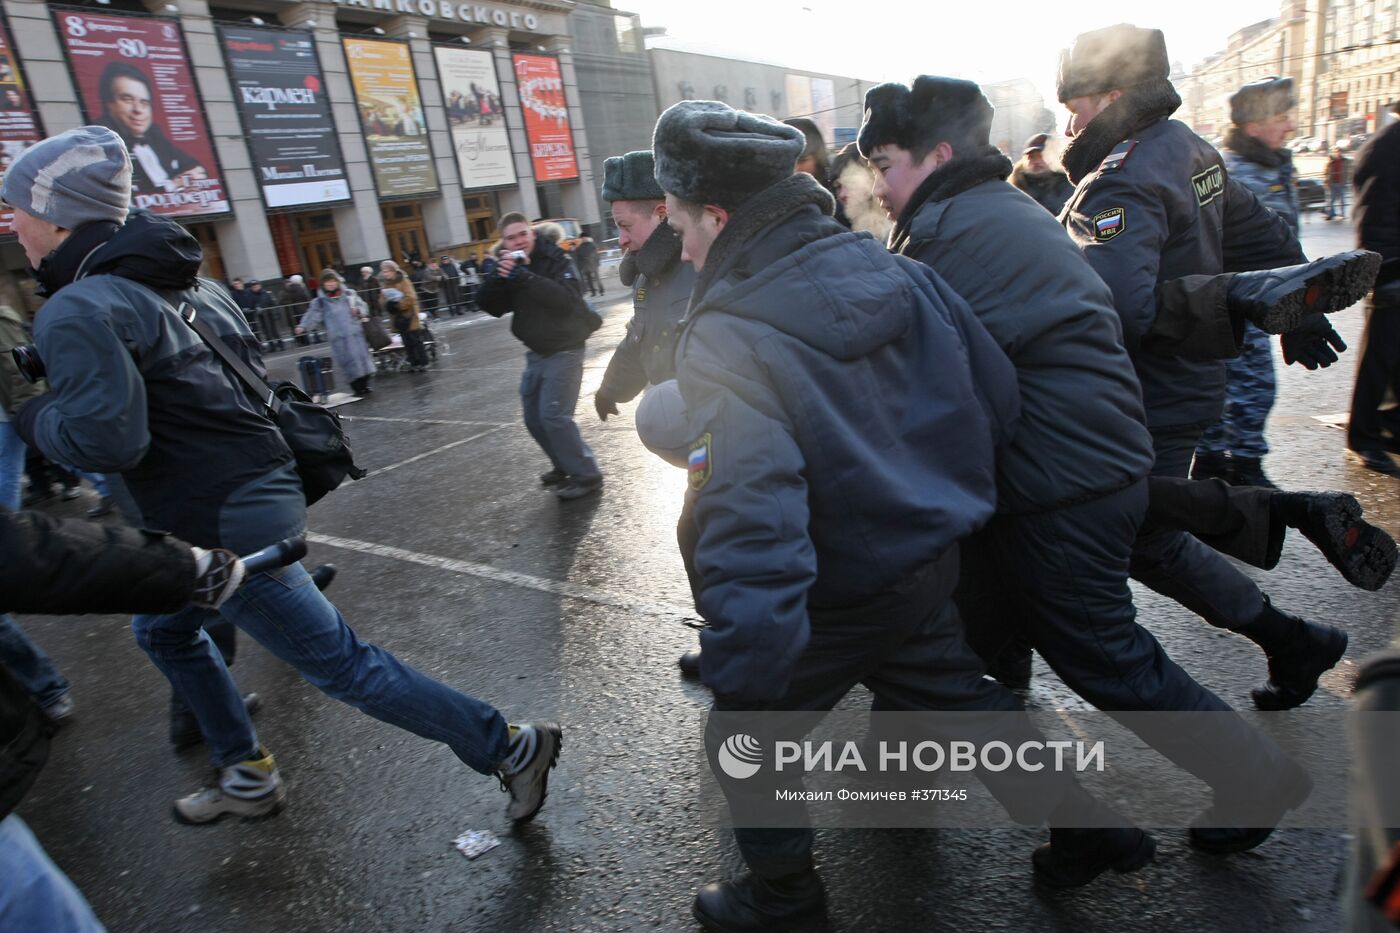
[{"xmin": 13, "ymin": 217, "xmax": 1398, "ymax": 932}]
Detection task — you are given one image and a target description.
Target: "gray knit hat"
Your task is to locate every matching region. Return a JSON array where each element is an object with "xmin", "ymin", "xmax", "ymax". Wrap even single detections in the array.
[
  {"xmin": 0, "ymin": 125, "xmax": 130, "ymax": 228},
  {"xmin": 652, "ymin": 101, "xmax": 804, "ymax": 211},
  {"xmin": 1229, "ymin": 76, "xmax": 1295, "ymax": 127},
  {"xmin": 601, "ymin": 150, "xmax": 664, "ymax": 202}
]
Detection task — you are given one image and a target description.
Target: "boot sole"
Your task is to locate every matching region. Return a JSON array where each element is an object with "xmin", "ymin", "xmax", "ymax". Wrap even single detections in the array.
[
  {"xmin": 510, "ymin": 724, "xmax": 563, "ymax": 824},
  {"xmin": 1303, "ymin": 493, "xmax": 1398, "ymax": 591},
  {"xmin": 1032, "ymin": 831, "xmax": 1157, "ymax": 889},
  {"xmin": 1254, "ymin": 250, "xmax": 1383, "ymax": 333},
  {"xmin": 171, "ymin": 796, "xmax": 285, "ymax": 826},
  {"xmin": 1190, "ymin": 768, "xmax": 1312, "ymax": 854},
  {"xmin": 1251, "ymin": 627, "xmax": 1349, "ymax": 711}
]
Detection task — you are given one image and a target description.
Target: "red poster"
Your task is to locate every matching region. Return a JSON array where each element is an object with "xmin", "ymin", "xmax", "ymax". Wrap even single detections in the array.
[
  {"xmin": 0, "ymin": 14, "xmax": 44, "ymax": 235},
  {"xmin": 512, "ymin": 54, "xmax": 577, "ymax": 182},
  {"xmin": 55, "ymin": 9, "xmax": 229, "ymax": 218}
]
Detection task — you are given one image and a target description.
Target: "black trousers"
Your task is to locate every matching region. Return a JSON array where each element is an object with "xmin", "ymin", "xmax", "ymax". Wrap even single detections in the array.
[
  {"xmin": 1349, "ymin": 289, "xmax": 1400, "ymax": 452},
  {"xmin": 707, "ymin": 551, "xmax": 1080, "ymax": 880},
  {"xmin": 959, "ymin": 480, "xmax": 1290, "ymax": 797},
  {"xmin": 403, "ymin": 330, "xmax": 430, "ymax": 367},
  {"xmin": 1145, "ymin": 475, "xmax": 1280, "ymax": 569}
]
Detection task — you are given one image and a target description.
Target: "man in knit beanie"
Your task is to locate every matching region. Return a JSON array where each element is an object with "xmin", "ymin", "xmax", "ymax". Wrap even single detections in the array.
[{"xmin": 650, "ymin": 100, "xmax": 1147, "ymax": 930}]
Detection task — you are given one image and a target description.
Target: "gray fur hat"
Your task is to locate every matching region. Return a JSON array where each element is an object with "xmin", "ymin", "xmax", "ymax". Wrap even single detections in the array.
[
  {"xmin": 1230, "ymin": 76, "xmax": 1295, "ymax": 126},
  {"xmin": 1057, "ymin": 24, "xmax": 1170, "ymax": 102},
  {"xmin": 0, "ymin": 125, "xmax": 130, "ymax": 229},
  {"xmin": 601, "ymin": 150, "xmax": 664, "ymax": 202},
  {"xmin": 652, "ymin": 100, "xmax": 804, "ymax": 211}
]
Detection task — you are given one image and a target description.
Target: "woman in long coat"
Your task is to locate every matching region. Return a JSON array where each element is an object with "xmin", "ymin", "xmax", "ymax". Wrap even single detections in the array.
[{"xmin": 296, "ymin": 268, "xmax": 376, "ymax": 396}]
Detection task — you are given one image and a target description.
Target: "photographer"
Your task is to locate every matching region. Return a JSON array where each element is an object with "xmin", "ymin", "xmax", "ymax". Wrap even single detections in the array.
[{"xmin": 478, "ymin": 213, "xmax": 604, "ymax": 500}]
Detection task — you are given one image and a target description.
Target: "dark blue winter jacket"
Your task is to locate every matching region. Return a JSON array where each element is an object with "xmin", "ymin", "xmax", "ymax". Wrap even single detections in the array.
[{"xmin": 674, "ymin": 174, "xmax": 1020, "ymax": 703}]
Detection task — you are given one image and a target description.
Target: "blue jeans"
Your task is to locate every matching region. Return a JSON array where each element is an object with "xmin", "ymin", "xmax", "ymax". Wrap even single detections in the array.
[
  {"xmin": 1328, "ymin": 182, "xmax": 1348, "ymax": 218},
  {"xmin": 520, "ymin": 348, "xmax": 600, "ymax": 480},
  {"xmin": 0, "ymin": 614, "xmax": 69, "ymax": 708},
  {"xmin": 0, "ymin": 815, "xmax": 105, "ymax": 932},
  {"xmin": 0, "ymin": 419, "xmax": 25, "ymax": 511},
  {"xmin": 132, "ymin": 562, "xmax": 510, "ymax": 771}
]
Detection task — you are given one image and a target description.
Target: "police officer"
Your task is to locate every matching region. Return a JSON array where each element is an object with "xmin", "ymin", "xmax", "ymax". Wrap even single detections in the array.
[
  {"xmin": 650, "ymin": 99, "xmax": 1151, "ymax": 932},
  {"xmin": 1057, "ymin": 25, "xmax": 1350, "ymax": 710},
  {"xmin": 860, "ymin": 74, "xmax": 1310, "ymax": 857},
  {"xmin": 1193, "ymin": 76, "xmax": 1300, "ymax": 488},
  {"xmin": 590, "ymin": 150, "xmax": 703, "ymax": 672}
]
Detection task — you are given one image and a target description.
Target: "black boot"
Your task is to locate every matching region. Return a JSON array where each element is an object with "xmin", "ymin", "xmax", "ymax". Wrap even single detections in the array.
[
  {"xmin": 1273, "ymin": 491, "xmax": 1398, "ymax": 591},
  {"xmin": 985, "ymin": 642, "xmax": 1032, "ymax": 689},
  {"xmin": 678, "ymin": 647, "xmax": 702, "ymax": 676},
  {"xmin": 1032, "ymin": 827, "xmax": 1157, "ymax": 888},
  {"xmin": 1190, "ymin": 450, "xmax": 1231, "ymax": 482},
  {"xmin": 692, "ymin": 869, "xmax": 826, "ymax": 933},
  {"xmin": 1189, "ymin": 758, "xmax": 1312, "ymax": 854},
  {"xmin": 1236, "ymin": 597, "xmax": 1348, "ymax": 710},
  {"xmin": 170, "ymin": 692, "xmax": 263, "ymax": 750},
  {"xmin": 310, "ymin": 564, "xmax": 337, "ymax": 592},
  {"xmin": 1229, "ymin": 456, "xmax": 1277, "ymax": 489},
  {"xmin": 1228, "ymin": 249, "xmax": 1382, "ymax": 334}
]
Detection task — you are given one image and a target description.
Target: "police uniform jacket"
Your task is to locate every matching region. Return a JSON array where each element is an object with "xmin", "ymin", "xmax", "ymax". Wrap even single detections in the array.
[
  {"xmin": 892, "ymin": 153, "xmax": 1153, "ymax": 514},
  {"xmin": 1223, "ymin": 143, "xmax": 1299, "ymax": 233},
  {"xmin": 1063, "ymin": 117, "xmax": 1301, "ymax": 430},
  {"xmin": 674, "ymin": 173, "xmax": 1019, "ymax": 703},
  {"xmin": 598, "ymin": 220, "xmax": 695, "ymax": 402}
]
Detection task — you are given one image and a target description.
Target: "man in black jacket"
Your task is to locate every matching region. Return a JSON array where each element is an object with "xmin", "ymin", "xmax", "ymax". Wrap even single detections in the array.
[
  {"xmin": 479, "ymin": 213, "xmax": 603, "ymax": 500},
  {"xmin": 1009, "ymin": 133, "xmax": 1075, "ymax": 214}
]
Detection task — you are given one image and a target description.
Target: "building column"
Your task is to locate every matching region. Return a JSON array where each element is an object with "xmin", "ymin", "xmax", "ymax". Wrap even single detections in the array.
[
  {"xmin": 543, "ymin": 35, "xmax": 600, "ymax": 227},
  {"xmin": 483, "ymin": 26, "xmax": 540, "ymax": 221},
  {"xmin": 383, "ymin": 16, "xmax": 470, "ymax": 253},
  {"xmin": 282, "ymin": 2, "xmax": 392, "ymax": 266}
]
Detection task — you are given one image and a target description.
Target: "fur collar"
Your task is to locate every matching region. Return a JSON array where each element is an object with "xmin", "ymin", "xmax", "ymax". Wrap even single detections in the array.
[
  {"xmin": 636, "ymin": 218, "xmax": 684, "ymax": 280},
  {"xmin": 691, "ymin": 172, "xmax": 834, "ymax": 307},
  {"xmin": 1061, "ymin": 78, "xmax": 1182, "ymax": 184},
  {"xmin": 1224, "ymin": 126, "xmax": 1289, "ymax": 168},
  {"xmin": 891, "ymin": 147, "xmax": 1013, "ymax": 247}
]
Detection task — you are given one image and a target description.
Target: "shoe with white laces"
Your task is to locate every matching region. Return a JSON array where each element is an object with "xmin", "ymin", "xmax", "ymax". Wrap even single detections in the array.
[
  {"xmin": 496, "ymin": 722, "xmax": 562, "ymax": 823},
  {"xmin": 173, "ymin": 746, "xmax": 285, "ymax": 824}
]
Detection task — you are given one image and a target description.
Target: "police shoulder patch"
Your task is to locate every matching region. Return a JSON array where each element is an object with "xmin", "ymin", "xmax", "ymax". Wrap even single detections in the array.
[
  {"xmin": 1098, "ymin": 139, "xmax": 1137, "ymax": 174},
  {"xmin": 687, "ymin": 433, "xmax": 712, "ymax": 490},
  {"xmin": 1191, "ymin": 164, "xmax": 1225, "ymax": 206},
  {"xmin": 1092, "ymin": 207, "xmax": 1126, "ymax": 241}
]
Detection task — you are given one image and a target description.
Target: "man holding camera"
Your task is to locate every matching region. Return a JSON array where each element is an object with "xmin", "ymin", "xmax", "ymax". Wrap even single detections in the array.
[{"xmin": 479, "ymin": 212, "xmax": 604, "ymax": 501}]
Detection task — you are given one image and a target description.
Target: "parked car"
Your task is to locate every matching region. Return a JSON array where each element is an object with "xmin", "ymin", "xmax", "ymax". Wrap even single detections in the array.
[
  {"xmin": 1296, "ymin": 176, "xmax": 1326, "ymax": 213},
  {"xmin": 1337, "ymin": 133, "xmax": 1370, "ymax": 151},
  {"xmin": 1289, "ymin": 136, "xmax": 1320, "ymax": 153}
]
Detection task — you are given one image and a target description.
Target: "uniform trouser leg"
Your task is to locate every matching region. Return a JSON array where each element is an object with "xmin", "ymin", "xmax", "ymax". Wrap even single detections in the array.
[
  {"xmin": 1130, "ymin": 426, "xmax": 1266, "ymax": 629},
  {"xmin": 1145, "ymin": 476, "xmax": 1282, "ymax": 569},
  {"xmin": 533, "ymin": 349, "xmax": 601, "ymax": 481},
  {"xmin": 709, "ymin": 553, "xmax": 1080, "ymax": 880},
  {"xmin": 966, "ymin": 480, "xmax": 1290, "ymax": 796},
  {"xmin": 1198, "ymin": 323, "xmax": 1276, "ymax": 458},
  {"xmin": 1348, "ymin": 293, "xmax": 1400, "ymax": 451}
]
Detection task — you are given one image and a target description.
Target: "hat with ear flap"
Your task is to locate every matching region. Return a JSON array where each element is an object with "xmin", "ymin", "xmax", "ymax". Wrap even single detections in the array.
[
  {"xmin": 601, "ymin": 150, "xmax": 665, "ymax": 202},
  {"xmin": 858, "ymin": 76, "xmax": 993, "ymax": 159},
  {"xmin": 1056, "ymin": 24, "xmax": 1170, "ymax": 103},
  {"xmin": 652, "ymin": 100, "xmax": 805, "ymax": 211}
]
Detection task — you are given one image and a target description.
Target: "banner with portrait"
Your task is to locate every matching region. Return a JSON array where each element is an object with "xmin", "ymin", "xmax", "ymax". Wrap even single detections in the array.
[
  {"xmin": 511, "ymin": 54, "xmax": 577, "ymax": 182},
  {"xmin": 219, "ymin": 25, "xmax": 351, "ymax": 209},
  {"xmin": 0, "ymin": 12, "xmax": 44, "ymax": 235},
  {"xmin": 342, "ymin": 37, "xmax": 438, "ymax": 197},
  {"xmin": 434, "ymin": 45, "xmax": 515, "ymax": 191},
  {"xmin": 55, "ymin": 9, "xmax": 229, "ymax": 217}
]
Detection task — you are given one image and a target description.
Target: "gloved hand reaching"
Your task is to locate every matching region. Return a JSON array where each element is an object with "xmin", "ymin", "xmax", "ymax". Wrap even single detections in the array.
[
  {"xmin": 1281, "ymin": 316, "xmax": 1347, "ymax": 370},
  {"xmin": 595, "ymin": 393, "xmax": 619, "ymax": 421}
]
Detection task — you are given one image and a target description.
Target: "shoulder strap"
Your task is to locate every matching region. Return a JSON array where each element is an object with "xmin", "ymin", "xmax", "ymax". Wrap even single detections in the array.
[{"xmin": 175, "ymin": 298, "xmax": 278, "ymax": 412}]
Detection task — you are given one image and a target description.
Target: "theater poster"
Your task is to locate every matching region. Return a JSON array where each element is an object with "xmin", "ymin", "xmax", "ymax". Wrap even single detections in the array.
[
  {"xmin": 55, "ymin": 8, "xmax": 229, "ymax": 217},
  {"xmin": 342, "ymin": 37, "xmax": 438, "ymax": 197},
  {"xmin": 219, "ymin": 25, "xmax": 351, "ymax": 209},
  {"xmin": 0, "ymin": 13, "xmax": 44, "ymax": 235},
  {"xmin": 434, "ymin": 45, "xmax": 516, "ymax": 190},
  {"xmin": 511, "ymin": 53, "xmax": 577, "ymax": 182}
]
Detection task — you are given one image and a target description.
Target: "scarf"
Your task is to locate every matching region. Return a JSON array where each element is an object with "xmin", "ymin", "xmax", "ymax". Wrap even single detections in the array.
[
  {"xmin": 1223, "ymin": 126, "xmax": 1289, "ymax": 169},
  {"xmin": 1061, "ymin": 78, "xmax": 1182, "ymax": 184}
]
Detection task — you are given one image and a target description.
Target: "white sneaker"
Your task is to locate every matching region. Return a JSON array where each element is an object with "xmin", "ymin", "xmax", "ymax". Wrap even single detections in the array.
[
  {"xmin": 174, "ymin": 747, "xmax": 285, "ymax": 824},
  {"xmin": 496, "ymin": 722, "xmax": 562, "ymax": 822}
]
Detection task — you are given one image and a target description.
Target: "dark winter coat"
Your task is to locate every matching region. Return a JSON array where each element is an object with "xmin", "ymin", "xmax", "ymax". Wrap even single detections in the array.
[
  {"xmin": 1062, "ymin": 98, "xmax": 1302, "ymax": 429},
  {"xmin": 891, "ymin": 150, "xmax": 1154, "ymax": 513},
  {"xmin": 478, "ymin": 237, "xmax": 595, "ymax": 355},
  {"xmin": 17, "ymin": 212, "xmax": 303, "ymax": 551},
  {"xmin": 674, "ymin": 173, "xmax": 1019, "ymax": 703},
  {"xmin": 1355, "ymin": 120, "xmax": 1400, "ymax": 290},
  {"xmin": 598, "ymin": 221, "xmax": 695, "ymax": 402},
  {"xmin": 0, "ymin": 507, "xmax": 195, "ymax": 821},
  {"xmin": 1009, "ymin": 164, "xmax": 1076, "ymax": 215}
]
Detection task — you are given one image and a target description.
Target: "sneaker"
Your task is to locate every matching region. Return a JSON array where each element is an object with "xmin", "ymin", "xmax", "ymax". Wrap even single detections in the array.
[
  {"xmin": 496, "ymin": 721, "xmax": 562, "ymax": 822},
  {"xmin": 1278, "ymin": 491, "xmax": 1398, "ymax": 591},
  {"xmin": 173, "ymin": 746, "xmax": 285, "ymax": 824},
  {"xmin": 538, "ymin": 469, "xmax": 568, "ymax": 487},
  {"xmin": 555, "ymin": 475, "xmax": 604, "ymax": 501},
  {"xmin": 170, "ymin": 693, "xmax": 263, "ymax": 751},
  {"xmin": 86, "ymin": 495, "xmax": 115, "ymax": 519},
  {"xmin": 41, "ymin": 693, "xmax": 75, "ymax": 725},
  {"xmin": 1229, "ymin": 249, "xmax": 1382, "ymax": 334}
]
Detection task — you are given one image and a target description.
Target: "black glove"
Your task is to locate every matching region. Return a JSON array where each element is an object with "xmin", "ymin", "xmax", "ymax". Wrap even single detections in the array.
[
  {"xmin": 595, "ymin": 393, "xmax": 619, "ymax": 421},
  {"xmin": 1281, "ymin": 317, "xmax": 1347, "ymax": 370},
  {"xmin": 13, "ymin": 393, "xmax": 54, "ymax": 449}
]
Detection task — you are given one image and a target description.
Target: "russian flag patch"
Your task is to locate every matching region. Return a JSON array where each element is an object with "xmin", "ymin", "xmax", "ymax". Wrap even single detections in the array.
[
  {"xmin": 1092, "ymin": 207, "xmax": 1125, "ymax": 241},
  {"xmin": 688, "ymin": 433, "xmax": 712, "ymax": 490}
]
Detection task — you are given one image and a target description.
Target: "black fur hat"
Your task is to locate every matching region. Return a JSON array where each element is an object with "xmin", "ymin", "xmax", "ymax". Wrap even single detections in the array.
[
  {"xmin": 652, "ymin": 100, "xmax": 804, "ymax": 211},
  {"xmin": 856, "ymin": 76, "xmax": 993, "ymax": 160},
  {"xmin": 1229, "ymin": 76, "xmax": 1296, "ymax": 126},
  {"xmin": 1057, "ymin": 24, "xmax": 1169, "ymax": 102},
  {"xmin": 601, "ymin": 150, "xmax": 664, "ymax": 202}
]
